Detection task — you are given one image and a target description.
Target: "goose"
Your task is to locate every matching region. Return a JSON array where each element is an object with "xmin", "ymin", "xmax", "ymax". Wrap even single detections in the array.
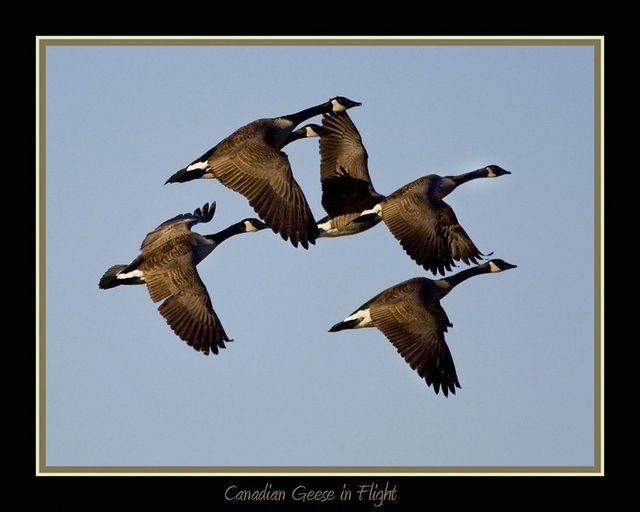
[
  {"xmin": 311, "ymin": 111, "xmax": 510, "ymax": 274},
  {"xmin": 165, "ymin": 96, "xmax": 361, "ymax": 249},
  {"xmin": 328, "ymin": 258, "xmax": 517, "ymax": 396},
  {"xmin": 352, "ymin": 165, "xmax": 511, "ymax": 275},
  {"xmin": 315, "ymin": 110, "xmax": 385, "ymax": 237},
  {"xmin": 98, "ymin": 201, "xmax": 267, "ymax": 355}
]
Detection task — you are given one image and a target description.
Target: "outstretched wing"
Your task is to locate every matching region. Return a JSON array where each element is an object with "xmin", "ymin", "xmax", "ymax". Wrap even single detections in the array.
[
  {"xmin": 144, "ymin": 257, "xmax": 231, "ymax": 355},
  {"xmin": 140, "ymin": 202, "xmax": 217, "ymax": 252},
  {"xmin": 381, "ymin": 180, "xmax": 482, "ymax": 275},
  {"xmin": 319, "ymin": 111, "xmax": 383, "ymax": 217},
  {"xmin": 368, "ymin": 283, "xmax": 460, "ymax": 396},
  {"xmin": 208, "ymin": 141, "xmax": 319, "ymax": 249}
]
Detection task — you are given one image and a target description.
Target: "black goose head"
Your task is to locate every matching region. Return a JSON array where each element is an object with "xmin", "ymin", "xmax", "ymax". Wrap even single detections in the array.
[
  {"xmin": 483, "ymin": 165, "xmax": 511, "ymax": 177},
  {"xmin": 240, "ymin": 218, "xmax": 269, "ymax": 233},
  {"xmin": 485, "ymin": 259, "xmax": 517, "ymax": 272},
  {"xmin": 282, "ymin": 124, "xmax": 325, "ymax": 146},
  {"xmin": 329, "ymin": 96, "xmax": 362, "ymax": 112}
]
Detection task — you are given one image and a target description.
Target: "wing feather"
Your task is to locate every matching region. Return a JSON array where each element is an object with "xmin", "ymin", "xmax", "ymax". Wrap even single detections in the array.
[
  {"xmin": 209, "ymin": 145, "xmax": 318, "ymax": 248},
  {"xmin": 381, "ymin": 179, "xmax": 482, "ymax": 275},
  {"xmin": 365, "ymin": 279, "xmax": 460, "ymax": 396}
]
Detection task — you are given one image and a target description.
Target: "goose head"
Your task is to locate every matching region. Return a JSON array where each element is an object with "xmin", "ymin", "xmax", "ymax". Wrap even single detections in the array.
[
  {"xmin": 302, "ymin": 124, "xmax": 324, "ymax": 137},
  {"xmin": 483, "ymin": 165, "xmax": 511, "ymax": 177},
  {"xmin": 282, "ymin": 123, "xmax": 324, "ymax": 147},
  {"xmin": 241, "ymin": 218, "xmax": 269, "ymax": 233},
  {"xmin": 329, "ymin": 96, "xmax": 362, "ymax": 112},
  {"xmin": 485, "ymin": 259, "xmax": 517, "ymax": 272}
]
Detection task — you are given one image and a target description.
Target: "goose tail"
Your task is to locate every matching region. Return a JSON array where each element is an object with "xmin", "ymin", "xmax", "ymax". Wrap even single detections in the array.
[
  {"xmin": 328, "ymin": 318, "xmax": 360, "ymax": 332},
  {"xmin": 99, "ymin": 264, "xmax": 144, "ymax": 289},
  {"xmin": 349, "ymin": 204, "xmax": 382, "ymax": 225},
  {"xmin": 165, "ymin": 165, "xmax": 207, "ymax": 184}
]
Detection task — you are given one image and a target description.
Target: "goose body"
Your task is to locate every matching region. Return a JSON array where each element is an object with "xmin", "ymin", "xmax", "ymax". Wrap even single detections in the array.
[
  {"xmin": 165, "ymin": 97, "xmax": 361, "ymax": 249},
  {"xmin": 329, "ymin": 259, "xmax": 517, "ymax": 396},
  {"xmin": 98, "ymin": 201, "xmax": 267, "ymax": 355},
  {"xmin": 355, "ymin": 165, "xmax": 511, "ymax": 275}
]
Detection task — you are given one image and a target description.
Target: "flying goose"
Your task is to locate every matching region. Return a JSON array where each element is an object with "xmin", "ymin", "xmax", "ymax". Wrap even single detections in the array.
[
  {"xmin": 315, "ymin": 111, "xmax": 385, "ymax": 237},
  {"xmin": 329, "ymin": 259, "xmax": 517, "ymax": 396},
  {"xmin": 165, "ymin": 96, "xmax": 362, "ymax": 249},
  {"xmin": 98, "ymin": 201, "xmax": 267, "ymax": 355},
  {"xmin": 353, "ymin": 165, "xmax": 511, "ymax": 275},
  {"xmin": 311, "ymin": 111, "xmax": 510, "ymax": 274}
]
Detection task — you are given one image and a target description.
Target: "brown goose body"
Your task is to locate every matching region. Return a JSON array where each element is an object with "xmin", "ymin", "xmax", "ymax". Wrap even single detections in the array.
[
  {"xmin": 355, "ymin": 165, "xmax": 511, "ymax": 275},
  {"xmin": 329, "ymin": 259, "xmax": 517, "ymax": 396},
  {"xmin": 165, "ymin": 97, "xmax": 361, "ymax": 249},
  {"xmin": 98, "ymin": 202, "xmax": 267, "ymax": 355}
]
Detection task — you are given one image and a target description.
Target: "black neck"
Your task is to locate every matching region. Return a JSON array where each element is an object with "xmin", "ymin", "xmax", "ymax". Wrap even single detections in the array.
[
  {"xmin": 448, "ymin": 168, "xmax": 487, "ymax": 186},
  {"xmin": 205, "ymin": 223, "xmax": 244, "ymax": 246},
  {"xmin": 282, "ymin": 127, "xmax": 308, "ymax": 147},
  {"xmin": 284, "ymin": 101, "xmax": 331, "ymax": 126},
  {"xmin": 436, "ymin": 262, "xmax": 492, "ymax": 293}
]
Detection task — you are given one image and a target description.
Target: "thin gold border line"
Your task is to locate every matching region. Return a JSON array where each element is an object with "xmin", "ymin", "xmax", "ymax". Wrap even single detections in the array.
[
  {"xmin": 36, "ymin": 35, "xmax": 604, "ymax": 476},
  {"xmin": 39, "ymin": 465, "xmax": 600, "ymax": 476},
  {"xmin": 36, "ymin": 35, "xmax": 603, "ymax": 46},
  {"xmin": 36, "ymin": 37, "xmax": 46, "ymax": 475},
  {"xmin": 597, "ymin": 38, "xmax": 605, "ymax": 475}
]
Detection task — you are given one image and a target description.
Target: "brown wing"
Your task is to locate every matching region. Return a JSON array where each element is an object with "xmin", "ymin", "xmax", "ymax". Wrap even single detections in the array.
[
  {"xmin": 319, "ymin": 111, "xmax": 373, "ymax": 183},
  {"xmin": 381, "ymin": 179, "xmax": 482, "ymax": 275},
  {"xmin": 368, "ymin": 282, "xmax": 460, "ymax": 396},
  {"xmin": 436, "ymin": 203, "xmax": 484, "ymax": 266},
  {"xmin": 139, "ymin": 202, "xmax": 216, "ymax": 253},
  {"xmin": 144, "ymin": 258, "xmax": 230, "ymax": 355},
  {"xmin": 207, "ymin": 140, "xmax": 318, "ymax": 249},
  {"xmin": 319, "ymin": 111, "xmax": 383, "ymax": 217}
]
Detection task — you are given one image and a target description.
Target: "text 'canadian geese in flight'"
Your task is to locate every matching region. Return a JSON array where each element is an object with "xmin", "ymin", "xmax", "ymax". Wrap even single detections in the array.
[
  {"xmin": 329, "ymin": 259, "xmax": 517, "ymax": 396},
  {"xmin": 98, "ymin": 201, "xmax": 267, "ymax": 355},
  {"xmin": 312, "ymin": 111, "xmax": 511, "ymax": 275},
  {"xmin": 165, "ymin": 96, "xmax": 361, "ymax": 249}
]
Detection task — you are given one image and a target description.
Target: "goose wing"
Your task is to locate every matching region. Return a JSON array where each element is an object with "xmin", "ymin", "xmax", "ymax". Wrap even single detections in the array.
[
  {"xmin": 320, "ymin": 111, "xmax": 373, "ymax": 183},
  {"xmin": 367, "ymin": 280, "xmax": 460, "ymax": 396},
  {"xmin": 319, "ymin": 111, "xmax": 383, "ymax": 217},
  {"xmin": 207, "ymin": 139, "xmax": 319, "ymax": 249},
  {"xmin": 139, "ymin": 202, "xmax": 216, "ymax": 253},
  {"xmin": 143, "ymin": 255, "xmax": 230, "ymax": 355},
  {"xmin": 435, "ymin": 202, "xmax": 484, "ymax": 266},
  {"xmin": 381, "ymin": 180, "xmax": 482, "ymax": 275}
]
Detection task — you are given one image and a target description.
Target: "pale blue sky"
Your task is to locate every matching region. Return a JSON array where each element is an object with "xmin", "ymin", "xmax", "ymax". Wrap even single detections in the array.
[{"xmin": 42, "ymin": 39, "xmax": 598, "ymax": 470}]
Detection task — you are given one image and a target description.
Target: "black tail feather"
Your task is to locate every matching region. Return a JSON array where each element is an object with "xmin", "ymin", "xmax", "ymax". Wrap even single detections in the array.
[
  {"xmin": 99, "ymin": 264, "xmax": 143, "ymax": 289},
  {"xmin": 165, "ymin": 166, "xmax": 206, "ymax": 184},
  {"xmin": 328, "ymin": 318, "xmax": 360, "ymax": 332}
]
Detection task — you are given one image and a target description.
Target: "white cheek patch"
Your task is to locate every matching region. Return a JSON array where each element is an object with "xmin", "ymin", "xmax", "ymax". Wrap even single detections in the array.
[
  {"xmin": 488, "ymin": 261, "xmax": 501, "ymax": 272},
  {"xmin": 244, "ymin": 220, "xmax": 258, "ymax": 232},
  {"xmin": 305, "ymin": 126, "xmax": 320, "ymax": 137},
  {"xmin": 331, "ymin": 99, "xmax": 346, "ymax": 112},
  {"xmin": 117, "ymin": 269, "xmax": 144, "ymax": 280},
  {"xmin": 344, "ymin": 308, "xmax": 372, "ymax": 328}
]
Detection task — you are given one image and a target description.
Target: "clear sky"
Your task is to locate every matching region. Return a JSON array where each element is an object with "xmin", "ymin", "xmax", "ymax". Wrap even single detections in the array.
[{"xmin": 41, "ymin": 39, "xmax": 598, "ymax": 470}]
